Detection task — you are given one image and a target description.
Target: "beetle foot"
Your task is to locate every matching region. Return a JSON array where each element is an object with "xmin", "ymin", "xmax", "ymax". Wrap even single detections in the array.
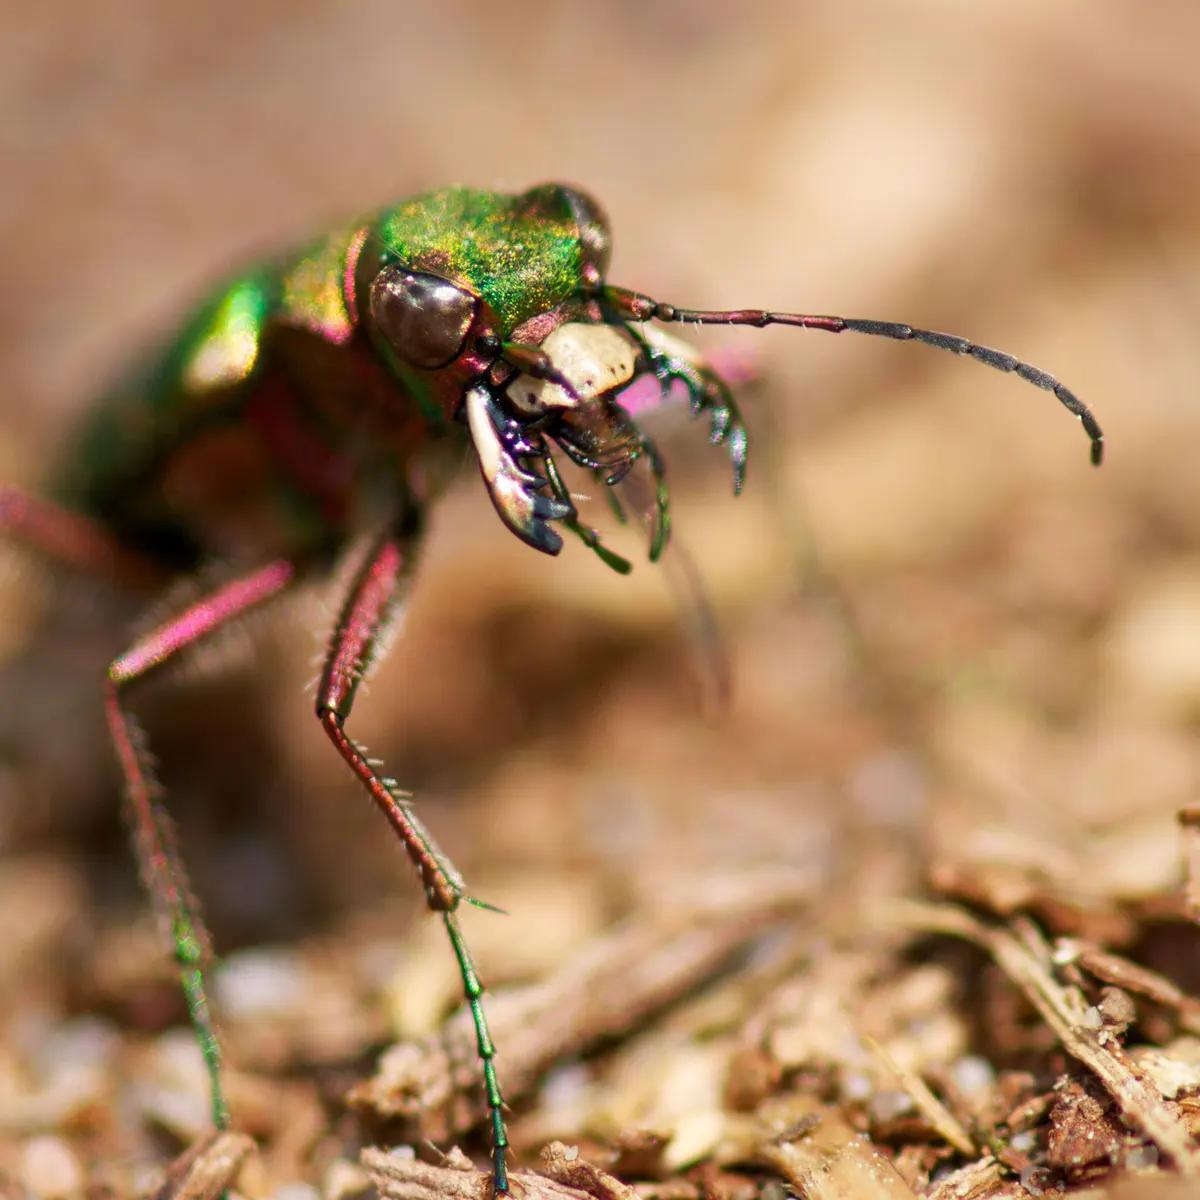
[{"xmin": 639, "ymin": 345, "xmax": 748, "ymax": 494}]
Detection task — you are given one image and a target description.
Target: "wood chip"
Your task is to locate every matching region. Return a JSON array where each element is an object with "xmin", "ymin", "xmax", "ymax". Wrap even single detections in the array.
[
  {"xmin": 539, "ymin": 1142, "xmax": 640, "ymax": 1200},
  {"xmin": 1074, "ymin": 943, "xmax": 1200, "ymax": 1033},
  {"xmin": 922, "ymin": 1156, "xmax": 1005, "ymax": 1200},
  {"xmin": 863, "ymin": 1033, "xmax": 976, "ymax": 1157},
  {"xmin": 884, "ymin": 901, "xmax": 1200, "ymax": 1176},
  {"xmin": 362, "ymin": 1144, "xmax": 629, "ymax": 1200},
  {"xmin": 756, "ymin": 1095, "xmax": 918, "ymax": 1200},
  {"xmin": 351, "ymin": 880, "xmax": 811, "ymax": 1135},
  {"xmin": 147, "ymin": 1131, "xmax": 255, "ymax": 1200},
  {"xmin": 1046, "ymin": 1078, "xmax": 1126, "ymax": 1173}
]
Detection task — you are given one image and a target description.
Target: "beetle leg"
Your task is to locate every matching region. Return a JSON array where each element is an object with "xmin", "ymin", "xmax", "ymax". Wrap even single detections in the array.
[
  {"xmin": 636, "ymin": 426, "xmax": 672, "ymax": 562},
  {"xmin": 105, "ymin": 559, "xmax": 298, "ymax": 1130},
  {"xmin": 0, "ymin": 486, "xmax": 165, "ymax": 591},
  {"xmin": 613, "ymin": 323, "xmax": 749, "ymax": 495},
  {"xmin": 540, "ymin": 447, "xmax": 633, "ymax": 575},
  {"xmin": 314, "ymin": 509, "xmax": 511, "ymax": 1197}
]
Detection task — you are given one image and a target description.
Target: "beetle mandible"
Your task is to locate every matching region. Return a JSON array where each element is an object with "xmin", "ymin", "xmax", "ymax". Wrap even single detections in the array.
[{"xmin": 0, "ymin": 183, "xmax": 1104, "ymax": 1195}]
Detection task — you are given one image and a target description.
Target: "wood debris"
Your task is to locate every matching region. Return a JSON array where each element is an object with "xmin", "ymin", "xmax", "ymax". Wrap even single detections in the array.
[
  {"xmin": 6, "ymin": 21, "xmax": 1200, "ymax": 1195},
  {"xmin": 148, "ymin": 1132, "xmax": 255, "ymax": 1200},
  {"xmin": 349, "ymin": 877, "xmax": 812, "ymax": 1133}
]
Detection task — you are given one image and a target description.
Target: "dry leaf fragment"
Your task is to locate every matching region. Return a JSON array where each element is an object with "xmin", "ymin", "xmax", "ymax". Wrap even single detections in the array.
[
  {"xmin": 147, "ymin": 1131, "xmax": 255, "ymax": 1200},
  {"xmin": 756, "ymin": 1095, "xmax": 918, "ymax": 1200}
]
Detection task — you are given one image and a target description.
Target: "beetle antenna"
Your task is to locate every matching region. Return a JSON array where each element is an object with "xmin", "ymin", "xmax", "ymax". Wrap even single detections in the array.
[{"xmin": 605, "ymin": 286, "xmax": 1104, "ymax": 466}]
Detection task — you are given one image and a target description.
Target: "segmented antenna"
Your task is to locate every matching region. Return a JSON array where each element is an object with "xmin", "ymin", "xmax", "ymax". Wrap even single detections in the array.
[{"xmin": 606, "ymin": 288, "xmax": 1104, "ymax": 466}]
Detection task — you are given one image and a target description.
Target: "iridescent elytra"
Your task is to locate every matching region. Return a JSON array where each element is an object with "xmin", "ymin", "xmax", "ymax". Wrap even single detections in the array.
[{"xmin": 0, "ymin": 183, "xmax": 1103, "ymax": 1195}]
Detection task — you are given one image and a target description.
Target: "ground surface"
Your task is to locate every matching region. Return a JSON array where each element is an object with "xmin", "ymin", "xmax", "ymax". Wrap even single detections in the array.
[{"xmin": 3, "ymin": 5, "xmax": 1200, "ymax": 1198}]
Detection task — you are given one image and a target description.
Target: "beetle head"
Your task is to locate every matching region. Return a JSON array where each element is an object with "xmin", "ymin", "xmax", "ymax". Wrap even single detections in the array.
[
  {"xmin": 463, "ymin": 321, "xmax": 654, "ymax": 559},
  {"xmin": 358, "ymin": 184, "xmax": 675, "ymax": 563}
]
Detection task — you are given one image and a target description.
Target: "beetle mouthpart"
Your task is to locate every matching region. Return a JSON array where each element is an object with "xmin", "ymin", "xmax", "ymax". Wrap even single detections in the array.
[
  {"xmin": 550, "ymin": 399, "xmax": 643, "ymax": 484},
  {"xmin": 465, "ymin": 384, "xmax": 570, "ymax": 555},
  {"xmin": 499, "ymin": 342, "xmax": 582, "ymax": 406},
  {"xmin": 506, "ymin": 322, "xmax": 637, "ymax": 414}
]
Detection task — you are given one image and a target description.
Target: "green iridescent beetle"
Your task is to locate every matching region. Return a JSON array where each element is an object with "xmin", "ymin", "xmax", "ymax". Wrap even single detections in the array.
[{"xmin": 0, "ymin": 183, "xmax": 1103, "ymax": 1193}]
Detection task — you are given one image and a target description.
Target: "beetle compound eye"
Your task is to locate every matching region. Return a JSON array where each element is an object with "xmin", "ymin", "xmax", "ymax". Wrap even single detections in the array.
[
  {"xmin": 370, "ymin": 268, "xmax": 478, "ymax": 369},
  {"xmin": 556, "ymin": 186, "xmax": 612, "ymax": 279}
]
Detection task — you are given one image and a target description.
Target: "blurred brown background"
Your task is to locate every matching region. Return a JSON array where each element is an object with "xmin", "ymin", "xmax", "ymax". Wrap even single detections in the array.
[{"xmin": 2, "ymin": 1, "xmax": 1200, "ymax": 1192}]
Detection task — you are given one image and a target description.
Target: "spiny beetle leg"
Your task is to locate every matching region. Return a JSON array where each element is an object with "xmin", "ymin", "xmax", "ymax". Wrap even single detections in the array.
[
  {"xmin": 0, "ymin": 486, "xmax": 165, "ymax": 591},
  {"xmin": 314, "ymin": 511, "xmax": 511, "ymax": 1196},
  {"xmin": 541, "ymin": 447, "xmax": 632, "ymax": 575},
  {"xmin": 618, "ymin": 324, "xmax": 748, "ymax": 495},
  {"xmin": 105, "ymin": 559, "xmax": 298, "ymax": 1130},
  {"xmin": 637, "ymin": 428, "xmax": 671, "ymax": 563},
  {"xmin": 693, "ymin": 366, "xmax": 749, "ymax": 494}
]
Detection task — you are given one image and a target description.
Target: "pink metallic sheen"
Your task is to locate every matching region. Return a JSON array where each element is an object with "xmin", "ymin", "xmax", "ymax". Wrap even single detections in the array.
[
  {"xmin": 343, "ymin": 226, "xmax": 369, "ymax": 328},
  {"xmin": 317, "ymin": 538, "xmax": 403, "ymax": 716},
  {"xmin": 108, "ymin": 561, "xmax": 295, "ymax": 682},
  {"xmin": 617, "ymin": 344, "xmax": 759, "ymax": 418}
]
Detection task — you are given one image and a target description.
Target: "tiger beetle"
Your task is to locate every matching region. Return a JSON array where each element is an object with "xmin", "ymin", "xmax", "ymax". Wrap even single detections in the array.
[{"xmin": 0, "ymin": 184, "xmax": 1102, "ymax": 1193}]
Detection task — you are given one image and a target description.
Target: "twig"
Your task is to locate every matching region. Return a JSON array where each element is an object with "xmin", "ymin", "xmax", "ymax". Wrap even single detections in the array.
[
  {"xmin": 362, "ymin": 1150, "xmax": 491, "ymax": 1200},
  {"xmin": 148, "ymin": 1131, "xmax": 255, "ymax": 1200},
  {"xmin": 362, "ymin": 1144, "xmax": 632, "ymax": 1200},
  {"xmin": 884, "ymin": 900, "xmax": 1200, "ymax": 1175},
  {"xmin": 350, "ymin": 874, "xmax": 813, "ymax": 1135},
  {"xmin": 1179, "ymin": 807, "xmax": 1200, "ymax": 924},
  {"xmin": 861, "ymin": 1032, "xmax": 976, "ymax": 1157},
  {"xmin": 538, "ymin": 1142, "xmax": 640, "ymax": 1200},
  {"xmin": 922, "ymin": 1156, "xmax": 1005, "ymax": 1200},
  {"xmin": 1072, "ymin": 943, "xmax": 1200, "ymax": 1034}
]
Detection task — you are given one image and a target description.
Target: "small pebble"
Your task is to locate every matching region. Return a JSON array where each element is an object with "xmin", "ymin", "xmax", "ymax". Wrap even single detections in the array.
[
  {"xmin": 841, "ymin": 1070, "xmax": 874, "ymax": 1101},
  {"xmin": 950, "ymin": 1054, "xmax": 995, "ymax": 1096},
  {"xmin": 1051, "ymin": 939, "xmax": 1081, "ymax": 966},
  {"xmin": 215, "ymin": 947, "xmax": 307, "ymax": 1019},
  {"xmin": 273, "ymin": 1185, "xmax": 319, "ymax": 1200},
  {"xmin": 539, "ymin": 1061, "xmax": 592, "ymax": 1112},
  {"xmin": 665, "ymin": 1109, "xmax": 726, "ymax": 1171},
  {"xmin": 869, "ymin": 1089, "xmax": 914, "ymax": 1122},
  {"xmin": 21, "ymin": 1136, "xmax": 83, "ymax": 1199},
  {"xmin": 1124, "ymin": 1144, "xmax": 1160, "ymax": 1171},
  {"xmin": 34, "ymin": 1016, "xmax": 119, "ymax": 1075},
  {"xmin": 1098, "ymin": 986, "xmax": 1136, "ymax": 1028},
  {"xmin": 323, "ymin": 1159, "xmax": 371, "ymax": 1200}
]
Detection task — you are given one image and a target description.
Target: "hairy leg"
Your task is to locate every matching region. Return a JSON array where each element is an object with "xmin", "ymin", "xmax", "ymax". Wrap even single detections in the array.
[
  {"xmin": 0, "ymin": 487, "xmax": 164, "ymax": 590},
  {"xmin": 314, "ymin": 509, "xmax": 510, "ymax": 1195},
  {"xmin": 105, "ymin": 560, "xmax": 296, "ymax": 1127}
]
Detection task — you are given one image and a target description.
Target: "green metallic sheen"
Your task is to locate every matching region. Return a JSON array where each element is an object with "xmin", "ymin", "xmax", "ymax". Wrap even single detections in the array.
[
  {"xmin": 51, "ymin": 185, "xmax": 605, "ymax": 572},
  {"xmin": 370, "ymin": 185, "xmax": 600, "ymax": 335}
]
